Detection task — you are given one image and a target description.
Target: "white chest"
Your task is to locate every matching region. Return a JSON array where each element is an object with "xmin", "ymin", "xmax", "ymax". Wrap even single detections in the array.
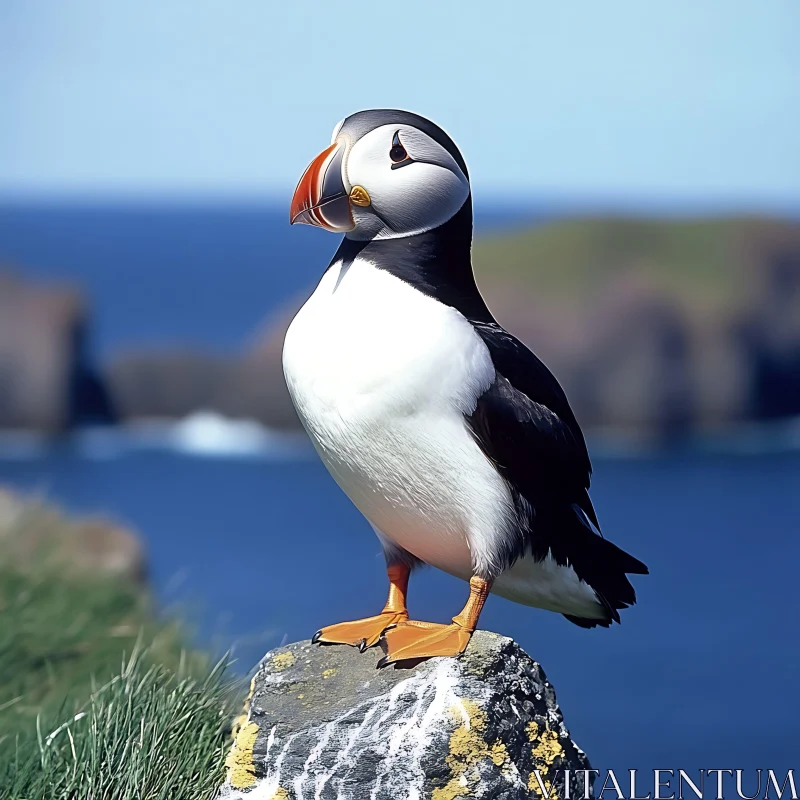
[
  {"xmin": 282, "ymin": 258, "xmax": 511, "ymax": 574},
  {"xmin": 282, "ymin": 258, "xmax": 492, "ymax": 431}
]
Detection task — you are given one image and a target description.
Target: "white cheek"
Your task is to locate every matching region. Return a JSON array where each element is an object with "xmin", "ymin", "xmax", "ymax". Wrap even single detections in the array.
[
  {"xmin": 344, "ymin": 136, "xmax": 386, "ymax": 187},
  {"xmin": 347, "ymin": 152, "xmax": 469, "ymax": 238},
  {"xmin": 373, "ymin": 163, "xmax": 469, "ymax": 238}
]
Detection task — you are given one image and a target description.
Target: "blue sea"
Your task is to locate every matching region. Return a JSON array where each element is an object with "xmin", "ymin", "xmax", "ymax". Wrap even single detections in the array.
[
  {"xmin": 0, "ymin": 202, "xmax": 546, "ymax": 355},
  {"xmin": 0, "ymin": 203, "xmax": 798, "ymax": 777}
]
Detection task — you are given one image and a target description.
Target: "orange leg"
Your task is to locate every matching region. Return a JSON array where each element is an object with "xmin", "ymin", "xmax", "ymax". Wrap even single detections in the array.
[
  {"xmin": 378, "ymin": 576, "xmax": 492, "ymax": 666},
  {"xmin": 312, "ymin": 563, "xmax": 410, "ymax": 651}
]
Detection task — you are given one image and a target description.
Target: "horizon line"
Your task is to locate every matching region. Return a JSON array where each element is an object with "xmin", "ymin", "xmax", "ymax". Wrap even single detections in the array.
[{"xmin": 1, "ymin": 191, "xmax": 799, "ymax": 220}]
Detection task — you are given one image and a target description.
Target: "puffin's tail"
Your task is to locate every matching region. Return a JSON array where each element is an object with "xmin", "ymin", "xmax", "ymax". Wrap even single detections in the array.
[{"xmin": 557, "ymin": 511, "xmax": 649, "ymax": 629}]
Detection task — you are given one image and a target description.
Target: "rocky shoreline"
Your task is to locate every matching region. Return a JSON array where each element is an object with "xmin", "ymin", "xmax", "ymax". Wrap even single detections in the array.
[
  {"xmin": 0, "ymin": 486, "xmax": 146, "ymax": 583},
  {"xmin": 2, "ymin": 216, "xmax": 799, "ymax": 441}
]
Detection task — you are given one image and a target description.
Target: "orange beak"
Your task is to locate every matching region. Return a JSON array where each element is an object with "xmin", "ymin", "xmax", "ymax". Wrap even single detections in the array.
[{"xmin": 290, "ymin": 141, "xmax": 354, "ymax": 232}]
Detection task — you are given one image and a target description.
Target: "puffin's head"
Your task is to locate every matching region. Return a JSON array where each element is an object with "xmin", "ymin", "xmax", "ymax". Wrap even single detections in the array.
[{"xmin": 290, "ymin": 110, "xmax": 470, "ymax": 241}]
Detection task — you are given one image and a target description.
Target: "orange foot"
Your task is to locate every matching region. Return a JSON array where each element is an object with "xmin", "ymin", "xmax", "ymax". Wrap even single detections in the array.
[
  {"xmin": 378, "ymin": 620, "xmax": 473, "ymax": 666},
  {"xmin": 312, "ymin": 612, "xmax": 408, "ymax": 651}
]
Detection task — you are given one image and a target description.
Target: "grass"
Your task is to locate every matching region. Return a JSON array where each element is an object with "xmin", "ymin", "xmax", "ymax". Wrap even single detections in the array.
[
  {"xmin": 1, "ymin": 647, "xmax": 234, "ymax": 800},
  {"xmin": 0, "ymin": 494, "xmax": 240, "ymax": 799}
]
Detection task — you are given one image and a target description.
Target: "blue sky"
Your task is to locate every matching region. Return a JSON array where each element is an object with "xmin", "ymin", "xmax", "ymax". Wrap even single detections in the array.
[{"xmin": 1, "ymin": 0, "xmax": 798, "ymax": 206}]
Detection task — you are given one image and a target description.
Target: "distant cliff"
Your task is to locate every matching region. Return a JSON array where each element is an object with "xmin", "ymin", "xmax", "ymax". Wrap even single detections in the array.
[
  {"xmin": 0, "ymin": 271, "xmax": 115, "ymax": 431},
  {"xmin": 3, "ymin": 215, "xmax": 800, "ymax": 439},
  {"xmin": 470, "ymin": 215, "xmax": 800, "ymax": 438}
]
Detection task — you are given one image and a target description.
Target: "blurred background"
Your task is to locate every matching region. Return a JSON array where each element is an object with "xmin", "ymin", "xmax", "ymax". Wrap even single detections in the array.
[{"xmin": 1, "ymin": 0, "xmax": 799, "ymax": 783}]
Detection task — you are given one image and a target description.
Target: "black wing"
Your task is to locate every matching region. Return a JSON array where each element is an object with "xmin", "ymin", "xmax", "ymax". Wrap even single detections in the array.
[
  {"xmin": 468, "ymin": 322, "xmax": 648, "ymax": 626},
  {"xmin": 471, "ymin": 321, "xmax": 597, "ymax": 525}
]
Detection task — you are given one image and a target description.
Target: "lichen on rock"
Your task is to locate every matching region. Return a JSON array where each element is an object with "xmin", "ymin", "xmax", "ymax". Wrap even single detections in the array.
[
  {"xmin": 225, "ymin": 721, "xmax": 259, "ymax": 790},
  {"xmin": 217, "ymin": 631, "xmax": 592, "ymax": 799},
  {"xmin": 270, "ymin": 652, "xmax": 295, "ymax": 672}
]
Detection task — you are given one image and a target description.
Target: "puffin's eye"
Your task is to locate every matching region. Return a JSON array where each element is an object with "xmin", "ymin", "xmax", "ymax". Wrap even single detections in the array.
[{"xmin": 389, "ymin": 131, "xmax": 409, "ymax": 164}]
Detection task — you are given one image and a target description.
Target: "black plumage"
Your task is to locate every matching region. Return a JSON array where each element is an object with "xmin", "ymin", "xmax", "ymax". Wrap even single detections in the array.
[{"xmin": 466, "ymin": 325, "xmax": 649, "ymax": 627}]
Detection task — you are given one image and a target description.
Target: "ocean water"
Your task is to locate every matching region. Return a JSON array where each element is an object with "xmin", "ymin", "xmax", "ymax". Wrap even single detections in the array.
[
  {"xmin": 0, "ymin": 439, "xmax": 797, "ymax": 776},
  {"xmin": 1, "ymin": 204, "xmax": 798, "ymax": 776},
  {"xmin": 0, "ymin": 202, "xmax": 545, "ymax": 356}
]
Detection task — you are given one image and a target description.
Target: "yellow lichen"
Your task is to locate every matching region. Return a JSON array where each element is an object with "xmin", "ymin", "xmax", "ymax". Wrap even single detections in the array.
[
  {"xmin": 533, "ymin": 729, "xmax": 563, "ymax": 765},
  {"xmin": 526, "ymin": 720, "xmax": 565, "ymax": 797},
  {"xmin": 297, "ymin": 693, "xmax": 305, "ymax": 699},
  {"xmin": 432, "ymin": 699, "xmax": 509, "ymax": 800},
  {"xmin": 529, "ymin": 774, "xmax": 554, "ymax": 797},
  {"xmin": 321, "ymin": 668, "xmax": 337, "ymax": 679},
  {"xmin": 225, "ymin": 721, "xmax": 259, "ymax": 790},
  {"xmin": 230, "ymin": 675, "xmax": 258, "ymax": 742},
  {"xmin": 267, "ymin": 789, "xmax": 289, "ymax": 800},
  {"xmin": 271, "ymin": 651, "xmax": 295, "ymax": 672},
  {"xmin": 433, "ymin": 780, "xmax": 472, "ymax": 800}
]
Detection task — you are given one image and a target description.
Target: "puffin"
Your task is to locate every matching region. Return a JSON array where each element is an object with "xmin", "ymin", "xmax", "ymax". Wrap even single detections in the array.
[{"xmin": 283, "ymin": 109, "xmax": 648, "ymax": 666}]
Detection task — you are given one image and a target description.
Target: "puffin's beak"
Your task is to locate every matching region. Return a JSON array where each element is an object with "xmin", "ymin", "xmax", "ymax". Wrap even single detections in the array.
[{"xmin": 290, "ymin": 141, "xmax": 354, "ymax": 232}]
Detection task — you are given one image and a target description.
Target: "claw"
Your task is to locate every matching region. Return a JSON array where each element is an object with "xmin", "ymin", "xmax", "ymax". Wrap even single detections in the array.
[{"xmin": 311, "ymin": 630, "xmax": 322, "ymax": 644}]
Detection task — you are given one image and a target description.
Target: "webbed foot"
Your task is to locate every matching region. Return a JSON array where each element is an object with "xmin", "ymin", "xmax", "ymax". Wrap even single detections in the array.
[
  {"xmin": 377, "ymin": 620, "xmax": 473, "ymax": 666},
  {"xmin": 312, "ymin": 611, "xmax": 408, "ymax": 651}
]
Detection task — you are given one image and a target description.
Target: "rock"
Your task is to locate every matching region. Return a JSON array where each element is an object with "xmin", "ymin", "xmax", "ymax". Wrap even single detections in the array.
[
  {"xmin": 218, "ymin": 631, "xmax": 592, "ymax": 800},
  {"xmin": 689, "ymin": 316, "xmax": 752, "ymax": 429},
  {"xmin": 570, "ymin": 274, "xmax": 694, "ymax": 440},
  {"xmin": 228, "ymin": 305, "xmax": 303, "ymax": 430},
  {"xmin": 744, "ymin": 250, "xmax": 800, "ymax": 420},
  {"xmin": 107, "ymin": 315, "xmax": 300, "ymax": 429},
  {"xmin": 0, "ymin": 270, "xmax": 115, "ymax": 431},
  {"xmin": 106, "ymin": 348, "xmax": 238, "ymax": 420}
]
